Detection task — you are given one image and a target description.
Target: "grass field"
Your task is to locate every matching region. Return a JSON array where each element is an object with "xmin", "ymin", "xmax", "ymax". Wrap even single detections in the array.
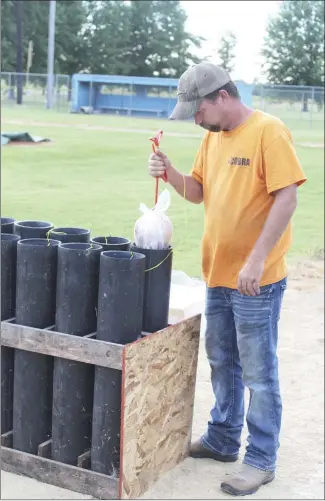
[{"xmin": 1, "ymin": 106, "xmax": 324, "ymax": 278}]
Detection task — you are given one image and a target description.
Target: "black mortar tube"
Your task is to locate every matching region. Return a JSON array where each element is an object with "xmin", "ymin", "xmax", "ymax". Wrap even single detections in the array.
[
  {"xmin": 96, "ymin": 251, "xmax": 146, "ymax": 344},
  {"xmin": 13, "ymin": 238, "xmax": 60, "ymax": 454},
  {"xmin": 52, "ymin": 243, "xmax": 102, "ymax": 466},
  {"xmin": 1, "ymin": 233, "xmax": 20, "ymax": 434},
  {"xmin": 90, "ymin": 236, "xmax": 131, "ymax": 252},
  {"xmin": 1, "ymin": 217, "xmax": 16, "ymax": 234},
  {"xmin": 49, "ymin": 227, "xmax": 90, "ymax": 244},
  {"xmin": 14, "ymin": 220, "xmax": 54, "ymax": 239},
  {"xmin": 131, "ymin": 245, "xmax": 173, "ymax": 333},
  {"xmin": 1, "ymin": 234, "xmax": 20, "ymax": 320},
  {"xmin": 91, "ymin": 250, "xmax": 145, "ymax": 475}
]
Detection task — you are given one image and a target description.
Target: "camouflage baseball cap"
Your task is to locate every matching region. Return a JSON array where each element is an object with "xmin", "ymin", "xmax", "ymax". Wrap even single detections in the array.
[{"xmin": 170, "ymin": 63, "xmax": 231, "ymax": 120}]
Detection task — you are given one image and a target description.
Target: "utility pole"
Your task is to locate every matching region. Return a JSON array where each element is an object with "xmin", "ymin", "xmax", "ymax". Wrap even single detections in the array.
[
  {"xmin": 15, "ymin": 0, "xmax": 23, "ymax": 105},
  {"xmin": 46, "ymin": 0, "xmax": 56, "ymax": 109}
]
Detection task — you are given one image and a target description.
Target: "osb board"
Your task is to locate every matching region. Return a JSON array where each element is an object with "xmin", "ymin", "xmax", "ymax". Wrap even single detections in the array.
[{"xmin": 120, "ymin": 314, "xmax": 201, "ymax": 499}]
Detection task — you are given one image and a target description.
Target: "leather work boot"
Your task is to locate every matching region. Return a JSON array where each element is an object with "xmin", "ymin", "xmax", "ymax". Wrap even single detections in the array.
[
  {"xmin": 190, "ymin": 439, "xmax": 238, "ymax": 463},
  {"xmin": 220, "ymin": 464, "xmax": 275, "ymax": 496}
]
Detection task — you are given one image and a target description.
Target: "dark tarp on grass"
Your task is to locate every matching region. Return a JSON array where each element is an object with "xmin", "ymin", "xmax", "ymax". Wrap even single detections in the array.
[{"xmin": 1, "ymin": 132, "xmax": 51, "ymax": 145}]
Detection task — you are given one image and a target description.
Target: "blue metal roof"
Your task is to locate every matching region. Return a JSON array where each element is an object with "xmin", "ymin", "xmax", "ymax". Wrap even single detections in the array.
[{"xmin": 72, "ymin": 73, "xmax": 179, "ymax": 87}]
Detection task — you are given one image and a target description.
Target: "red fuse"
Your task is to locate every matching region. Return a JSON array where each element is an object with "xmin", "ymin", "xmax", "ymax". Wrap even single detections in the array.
[{"xmin": 149, "ymin": 130, "xmax": 168, "ymax": 204}]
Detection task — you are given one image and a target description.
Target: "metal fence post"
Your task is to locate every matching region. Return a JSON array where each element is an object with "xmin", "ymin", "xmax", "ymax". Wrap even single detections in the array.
[
  {"xmin": 310, "ymin": 86, "xmax": 315, "ymax": 129},
  {"xmin": 89, "ymin": 79, "xmax": 93, "ymax": 108},
  {"xmin": 67, "ymin": 75, "xmax": 72, "ymax": 107},
  {"xmin": 55, "ymin": 74, "xmax": 59, "ymax": 110},
  {"xmin": 129, "ymin": 82, "xmax": 133, "ymax": 116},
  {"xmin": 46, "ymin": 0, "xmax": 56, "ymax": 109},
  {"xmin": 8, "ymin": 73, "xmax": 11, "ymax": 100}
]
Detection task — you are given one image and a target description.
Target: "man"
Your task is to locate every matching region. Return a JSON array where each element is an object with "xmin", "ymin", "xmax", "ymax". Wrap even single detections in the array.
[{"xmin": 148, "ymin": 63, "xmax": 306, "ymax": 496}]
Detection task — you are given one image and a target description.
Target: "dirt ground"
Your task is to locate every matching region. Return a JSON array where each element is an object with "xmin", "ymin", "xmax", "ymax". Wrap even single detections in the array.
[
  {"xmin": 141, "ymin": 259, "xmax": 325, "ymax": 500},
  {"xmin": 1, "ymin": 259, "xmax": 324, "ymax": 500}
]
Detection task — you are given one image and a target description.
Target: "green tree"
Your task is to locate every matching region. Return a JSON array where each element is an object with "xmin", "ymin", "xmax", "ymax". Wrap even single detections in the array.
[
  {"xmin": 52, "ymin": 1, "xmax": 88, "ymax": 75},
  {"xmin": 262, "ymin": 0, "xmax": 324, "ymax": 110},
  {"xmin": 127, "ymin": 0, "xmax": 203, "ymax": 77},
  {"xmin": 217, "ymin": 31, "xmax": 237, "ymax": 73},
  {"xmin": 83, "ymin": 0, "xmax": 204, "ymax": 77},
  {"xmin": 1, "ymin": 0, "xmax": 16, "ymax": 72},
  {"xmin": 1, "ymin": 0, "xmax": 203, "ymax": 78},
  {"xmin": 81, "ymin": 0, "xmax": 134, "ymax": 75},
  {"xmin": 1, "ymin": 0, "xmax": 87, "ymax": 75}
]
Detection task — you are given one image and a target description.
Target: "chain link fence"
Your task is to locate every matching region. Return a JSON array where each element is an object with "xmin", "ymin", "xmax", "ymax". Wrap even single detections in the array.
[
  {"xmin": 1, "ymin": 73, "xmax": 324, "ymax": 130},
  {"xmin": 253, "ymin": 84, "xmax": 324, "ymax": 130},
  {"xmin": 1, "ymin": 72, "xmax": 71, "ymax": 111}
]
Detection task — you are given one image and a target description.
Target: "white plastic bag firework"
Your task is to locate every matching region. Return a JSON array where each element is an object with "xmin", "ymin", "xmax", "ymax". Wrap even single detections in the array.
[{"xmin": 134, "ymin": 189, "xmax": 173, "ymax": 250}]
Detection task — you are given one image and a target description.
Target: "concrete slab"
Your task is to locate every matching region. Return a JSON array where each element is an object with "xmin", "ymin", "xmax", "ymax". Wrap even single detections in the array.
[{"xmin": 1, "ymin": 471, "xmax": 93, "ymax": 499}]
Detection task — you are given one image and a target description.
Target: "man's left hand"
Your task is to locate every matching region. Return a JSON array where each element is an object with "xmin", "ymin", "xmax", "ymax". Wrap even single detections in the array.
[{"xmin": 237, "ymin": 258, "xmax": 265, "ymax": 296}]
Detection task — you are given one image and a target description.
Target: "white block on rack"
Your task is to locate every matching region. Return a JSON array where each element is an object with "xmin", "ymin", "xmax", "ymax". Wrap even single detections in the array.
[{"xmin": 168, "ymin": 271, "xmax": 206, "ymax": 331}]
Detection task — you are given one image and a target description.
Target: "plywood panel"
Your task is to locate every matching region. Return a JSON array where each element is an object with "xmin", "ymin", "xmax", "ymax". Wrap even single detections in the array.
[{"xmin": 120, "ymin": 315, "xmax": 201, "ymax": 499}]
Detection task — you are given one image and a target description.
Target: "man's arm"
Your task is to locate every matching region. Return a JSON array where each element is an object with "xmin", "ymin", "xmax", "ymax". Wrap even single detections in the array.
[
  {"xmin": 166, "ymin": 166, "xmax": 203, "ymax": 204},
  {"xmin": 237, "ymin": 184, "xmax": 298, "ymax": 296}
]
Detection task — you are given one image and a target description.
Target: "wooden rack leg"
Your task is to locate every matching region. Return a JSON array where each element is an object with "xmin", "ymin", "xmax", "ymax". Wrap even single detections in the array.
[
  {"xmin": 38, "ymin": 439, "xmax": 52, "ymax": 458},
  {"xmin": 77, "ymin": 449, "xmax": 91, "ymax": 469},
  {"xmin": 1, "ymin": 430, "xmax": 13, "ymax": 448}
]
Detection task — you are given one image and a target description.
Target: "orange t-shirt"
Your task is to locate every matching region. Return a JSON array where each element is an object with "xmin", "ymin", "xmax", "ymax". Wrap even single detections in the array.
[{"xmin": 191, "ymin": 110, "xmax": 307, "ymax": 288}]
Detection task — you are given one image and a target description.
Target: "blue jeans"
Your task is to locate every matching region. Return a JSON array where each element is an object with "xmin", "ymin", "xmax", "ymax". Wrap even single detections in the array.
[{"xmin": 202, "ymin": 278, "xmax": 287, "ymax": 472}]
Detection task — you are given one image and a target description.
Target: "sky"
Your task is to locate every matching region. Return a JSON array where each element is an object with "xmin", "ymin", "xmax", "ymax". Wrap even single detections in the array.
[{"xmin": 181, "ymin": 0, "xmax": 281, "ymax": 83}]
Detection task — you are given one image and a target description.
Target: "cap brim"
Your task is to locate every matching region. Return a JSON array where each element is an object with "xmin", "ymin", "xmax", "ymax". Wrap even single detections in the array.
[{"xmin": 169, "ymin": 99, "xmax": 201, "ymax": 120}]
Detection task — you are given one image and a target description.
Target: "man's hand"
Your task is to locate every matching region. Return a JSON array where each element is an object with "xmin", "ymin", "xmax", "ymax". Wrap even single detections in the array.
[
  {"xmin": 237, "ymin": 185, "xmax": 298, "ymax": 296},
  {"xmin": 237, "ymin": 258, "xmax": 265, "ymax": 296},
  {"xmin": 148, "ymin": 151, "xmax": 203, "ymax": 203},
  {"xmin": 148, "ymin": 150, "xmax": 172, "ymax": 178}
]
